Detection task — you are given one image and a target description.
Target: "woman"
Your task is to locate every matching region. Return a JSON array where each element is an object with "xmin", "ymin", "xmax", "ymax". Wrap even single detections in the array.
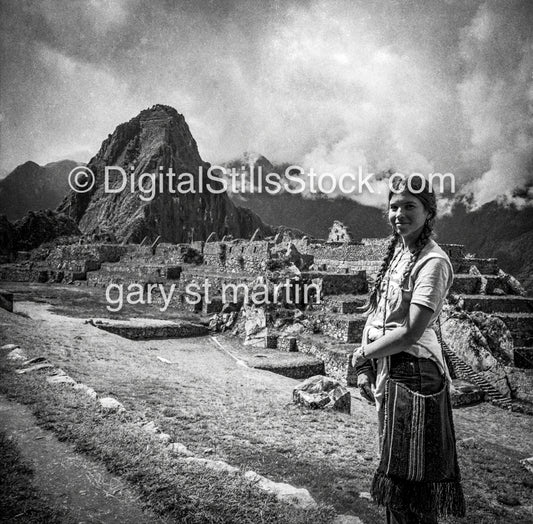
[{"xmin": 351, "ymin": 174, "xmax": 465, "ymax": 524}]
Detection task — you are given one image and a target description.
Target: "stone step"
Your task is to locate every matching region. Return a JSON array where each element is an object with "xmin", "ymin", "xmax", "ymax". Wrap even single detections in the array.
[
  {"xmin": 307, "ymin": 312, "xmax": 366, "ymax": 343},
  {"xmin": 98, "ymin": 262, "xmax": 181, "ymax": 279},
  {"xmin": 493, "ymin": 313, "xmax": 533, "ymax": 347},
  {"xmin": 296, "ymin": 334, "xmax": 358, "ymax": 386},
  {"xmin": 513, "ymin": 347, "xmax": 533, "ymax": 369},
  {"xmin": 0, "ymin": 265, "xmax": 86, "ymax": 283},
  {"xmin": 86, "ymin": 272, "xmax": 179, "ymax": 288},
  {"xmin": 319, "ymin": 294, "xmax": 367, "ymax": 314},
  {"xmin": 457, "ymin": 295, "xmax": 533, "ymax": 314},
  {"xmin": 451, "ymin": 274, "xmax": 516, "ymax": 295},
  {"xmin": 89, "ymin": 318, "xmax": 208, "ymax": 340},
  {"xmin": 299, "ymin": 271, "xmax": 368, "ymax": 296},
  {"xmin": 246, "ymin": 352, "xmax": 325, "ymax": 380},
  {"xmin": 451, "ymin": 258, "xmax": 499, "ymax": 275}
]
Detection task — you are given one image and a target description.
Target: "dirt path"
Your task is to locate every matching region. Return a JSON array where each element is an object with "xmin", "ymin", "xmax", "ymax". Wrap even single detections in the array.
[{"xmin": 0, "ymin": 395, "xmax": 170, "ymax": 524}]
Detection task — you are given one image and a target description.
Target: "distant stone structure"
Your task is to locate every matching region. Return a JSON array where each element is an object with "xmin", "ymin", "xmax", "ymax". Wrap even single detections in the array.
[
  {"xmin": 0, "ymin": 220, "xmax": 532, "ymax": 411},
  {"xmin": 327, "ymin": 220, "xmax": 352, "ymax": 243}
]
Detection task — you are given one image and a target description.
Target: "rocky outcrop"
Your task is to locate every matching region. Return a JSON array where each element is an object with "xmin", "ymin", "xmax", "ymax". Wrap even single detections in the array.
[
  {"xmin": 58, "ymin": 105, "xmax": 272, "ymax": 243},
  {"xmin": 441, "ymin": 306, "xmax": 512, "ymax": 397}
]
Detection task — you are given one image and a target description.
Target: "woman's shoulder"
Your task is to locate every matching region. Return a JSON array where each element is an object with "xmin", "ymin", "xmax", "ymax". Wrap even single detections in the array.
[
  {"xmin": 419, "ymin": 239, "xmax": 452, "ymax": 262},
  {"xmin": 413, "ymin": 239, "xmax": 454, "ymax": 277}
]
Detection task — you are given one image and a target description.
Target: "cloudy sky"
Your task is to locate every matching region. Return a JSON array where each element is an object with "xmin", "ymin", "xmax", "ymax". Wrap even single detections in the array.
[{"xmin": 0, "ymin": 0, "xmax": 531, "ymax": 207}]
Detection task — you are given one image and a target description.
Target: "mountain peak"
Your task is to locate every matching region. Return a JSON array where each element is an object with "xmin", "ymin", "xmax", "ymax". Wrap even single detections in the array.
[
  {"xmin": 139, "ymin": 104, "xmax": 180, "ymax": 119},
  {"xmin": 58, "ymin": 106, "xmax": 272, "ymax": 243}
]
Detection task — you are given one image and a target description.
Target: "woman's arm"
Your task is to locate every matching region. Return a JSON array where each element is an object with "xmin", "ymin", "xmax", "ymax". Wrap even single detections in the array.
[{"xmin": 352, "ymin": 303, "xmax": 433, "ymax": 367}]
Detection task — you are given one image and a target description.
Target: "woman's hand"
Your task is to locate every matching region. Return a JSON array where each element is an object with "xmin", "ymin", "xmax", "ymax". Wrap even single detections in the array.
[
  {"xmin": 351, "ymin": 346, "xmax": 368, "ymax": 368},
  {"xmin": 357, "ymin": 370, "xmax": 375, "ymax": 404}
]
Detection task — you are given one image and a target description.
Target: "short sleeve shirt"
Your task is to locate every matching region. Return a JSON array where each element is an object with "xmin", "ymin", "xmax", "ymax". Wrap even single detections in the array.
[{"xmin": 363, "ymin": 239, "xmax": 454, "ymax": 410}]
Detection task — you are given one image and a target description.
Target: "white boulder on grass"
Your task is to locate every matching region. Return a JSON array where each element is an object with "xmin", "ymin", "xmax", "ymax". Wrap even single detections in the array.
[
  {"xmin": 520, "ymin": 457, "xmax": 533, "ymax": 474},
  {"xmin": 15, "ymin": 363, "xmax": 54, "ymax": 374},
  {"xmin": 73, "ymin": 383, "xmax": 98, "ymax": 399},
  {"xmin": 293, "ymin": 375, "xmax": 351, "ymax": 413},
  {"xmin": 46, "ymin": 375, "xmax": 76, "ymax": 385},
  {"xmin": 184, "ymin": 457, "xmax": 239, "ymax": 474},
  {"xmin": 167, "ymin": 442, "xmax": 194, "ymax": 457},
  {"xmin": 142, "ymin": 421, "xmax": 159, "ymax": 433},
  {"xmin": 2, "ymin": 344, "xmax": 20, "ymax": 351},
  {"xmin": 244, "ymin": 470, "xmax": 317, "ymax": 508},
  {"xmin": 6, "ymin": 347, "xmax": 26, "ymax": 361},
  {"xmin": 99, "ymin": 397, "xmax": 125, "ymax": 413}
]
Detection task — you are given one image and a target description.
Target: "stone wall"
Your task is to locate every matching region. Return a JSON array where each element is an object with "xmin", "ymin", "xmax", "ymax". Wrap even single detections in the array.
[{"xmin": 202, "ymin": 240, "xmax": 272, "ymax": 273}]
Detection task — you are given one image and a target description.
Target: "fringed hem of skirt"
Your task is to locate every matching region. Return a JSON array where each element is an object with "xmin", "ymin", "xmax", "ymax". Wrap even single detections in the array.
[{"xmin": 371, "ymin": 471, "xmax": 466, "ymax": 517}]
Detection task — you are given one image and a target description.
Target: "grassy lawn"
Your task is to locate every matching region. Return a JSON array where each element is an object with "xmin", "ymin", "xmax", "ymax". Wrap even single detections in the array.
[
  {"xmin": 0, "ymin": 431, "xmax": 72, "ymax": 523},
  {"xmin": 1, "ymin": 282, "xmax": 532, "ymax": 523}
]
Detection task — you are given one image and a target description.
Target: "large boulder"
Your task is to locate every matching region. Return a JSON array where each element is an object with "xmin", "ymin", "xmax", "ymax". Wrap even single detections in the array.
[
  {"xmin": 441, "ymin": 306, "xmax": 512, "ymax": 397},
  {"xmin": 293, "ymin": 375, "xmax": 351, "ymax": 413}
]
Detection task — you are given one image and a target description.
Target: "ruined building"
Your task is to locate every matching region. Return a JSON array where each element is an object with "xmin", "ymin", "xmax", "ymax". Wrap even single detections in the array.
[{"xmin": 0, "ymin": 104, "xmax": 531, "ymax": 412}]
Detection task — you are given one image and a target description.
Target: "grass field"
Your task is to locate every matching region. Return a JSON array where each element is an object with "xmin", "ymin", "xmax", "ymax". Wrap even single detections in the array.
[{"xmin": 1, "ymin": 282, "xmax": 532, "ymax": 523}]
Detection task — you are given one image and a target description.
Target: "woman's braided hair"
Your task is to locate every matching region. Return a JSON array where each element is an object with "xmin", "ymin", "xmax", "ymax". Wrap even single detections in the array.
[{"xmin": 362, "ymin": 174, "xmax": 437, "ymax": 313}]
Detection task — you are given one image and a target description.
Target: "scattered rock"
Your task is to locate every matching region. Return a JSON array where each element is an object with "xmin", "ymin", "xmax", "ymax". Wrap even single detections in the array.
[
  {"xmin": 520, "ymin": 457, "xmax": 533, "ymax": 475},
  {"xmin": 457, "ymin": 437, "xmax": 477, "ymax": 449},
  {"xmin": 23, "ymin": 356, "xmax": 48, "ymax": 366},
  {"xmin": 6, "ymin": 348, "xmax": 26, "ymax": 361},
  {"xmin": 73, "ymin": 383, "xmax": 98, "ymax": 399},
  {"xmin": 2, "ymin": 344, "xmax": 20, "ymax": 351},
  {"xmin": 142, "ymin": 421, "xmax": 159, "ymax": 434},
  {"xmin": 498, "ymin": 269, "xmax": 526, "ymax": 296},
  {"xmin": 332, "ymin": 515, "xmax": 364, "ymax": 524},
  {"xmin": 293, "ymin": 375, "xmax": 351, "ymax": 413},
  {"xmin": 359, "ymin": 492, "xmax": 372, "ymax": 500},
  {"xmin": 184, "ymin": 457, "xmax": 239, "ymax": 474},
  {"xmin": 156, "ymin": 356, "xmax": 172, "ymax": 364},
  {"xmin": 46, "ymin": 375, "xmax": 76, "ymax": 385},
  {"xmin": 497, "ymin": 494, "xmax": 521, "ymax": 506},
  {"xmin": 158, "ymin": 432, "xmax": 172, "ymax": 444},
  {"xmin": 15, "ymin": 363, "xmax": 54, "ymax": 374},
  {"xmin": 99, "ymin": 397, "xmax": 125, "ymax": 413},
  {"xmin": 203, "ymin": 447, "xmax": 215, "ymax": 455},
  {"xmin": 244, "ymin": 470, "xmax": 316, "ymax": 508},
  {"xmin": 167, "ymin": 443, "xmax": 194, "ymax": 457}
]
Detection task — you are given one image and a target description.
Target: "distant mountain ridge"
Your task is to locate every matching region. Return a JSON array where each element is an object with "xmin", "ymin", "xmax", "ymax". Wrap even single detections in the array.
[
  {"xmin": 0, "ymin": 160, "xmax": 79, "ymax": 220},
  {"xmin": 225, "ymin": 154, "xmax": 533, "ymax": 292}
]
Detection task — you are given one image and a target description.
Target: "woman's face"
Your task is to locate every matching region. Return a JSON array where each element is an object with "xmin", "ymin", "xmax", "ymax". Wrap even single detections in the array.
[{"xmin": 388, "ymin": 192, "xmax": 429, "ymax": 244}]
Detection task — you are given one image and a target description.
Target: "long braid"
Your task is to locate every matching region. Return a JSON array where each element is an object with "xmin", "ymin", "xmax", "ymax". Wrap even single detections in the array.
[
  {"xmin": 360, "ymin": 173, "xmax": 437, "ymax": 313},
  {"xmin": 398, "ymin": 219, "xmax": 434, "ymax": 289},
  {"xmin": 361, "ymin": 232, "xmax": 400, "ymax": 313}
]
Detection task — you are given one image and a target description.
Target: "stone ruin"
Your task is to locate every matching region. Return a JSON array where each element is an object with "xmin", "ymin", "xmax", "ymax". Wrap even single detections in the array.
[{"xmin": 0, "ymin": 222, "xmax": 532, "ymax": 412}]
